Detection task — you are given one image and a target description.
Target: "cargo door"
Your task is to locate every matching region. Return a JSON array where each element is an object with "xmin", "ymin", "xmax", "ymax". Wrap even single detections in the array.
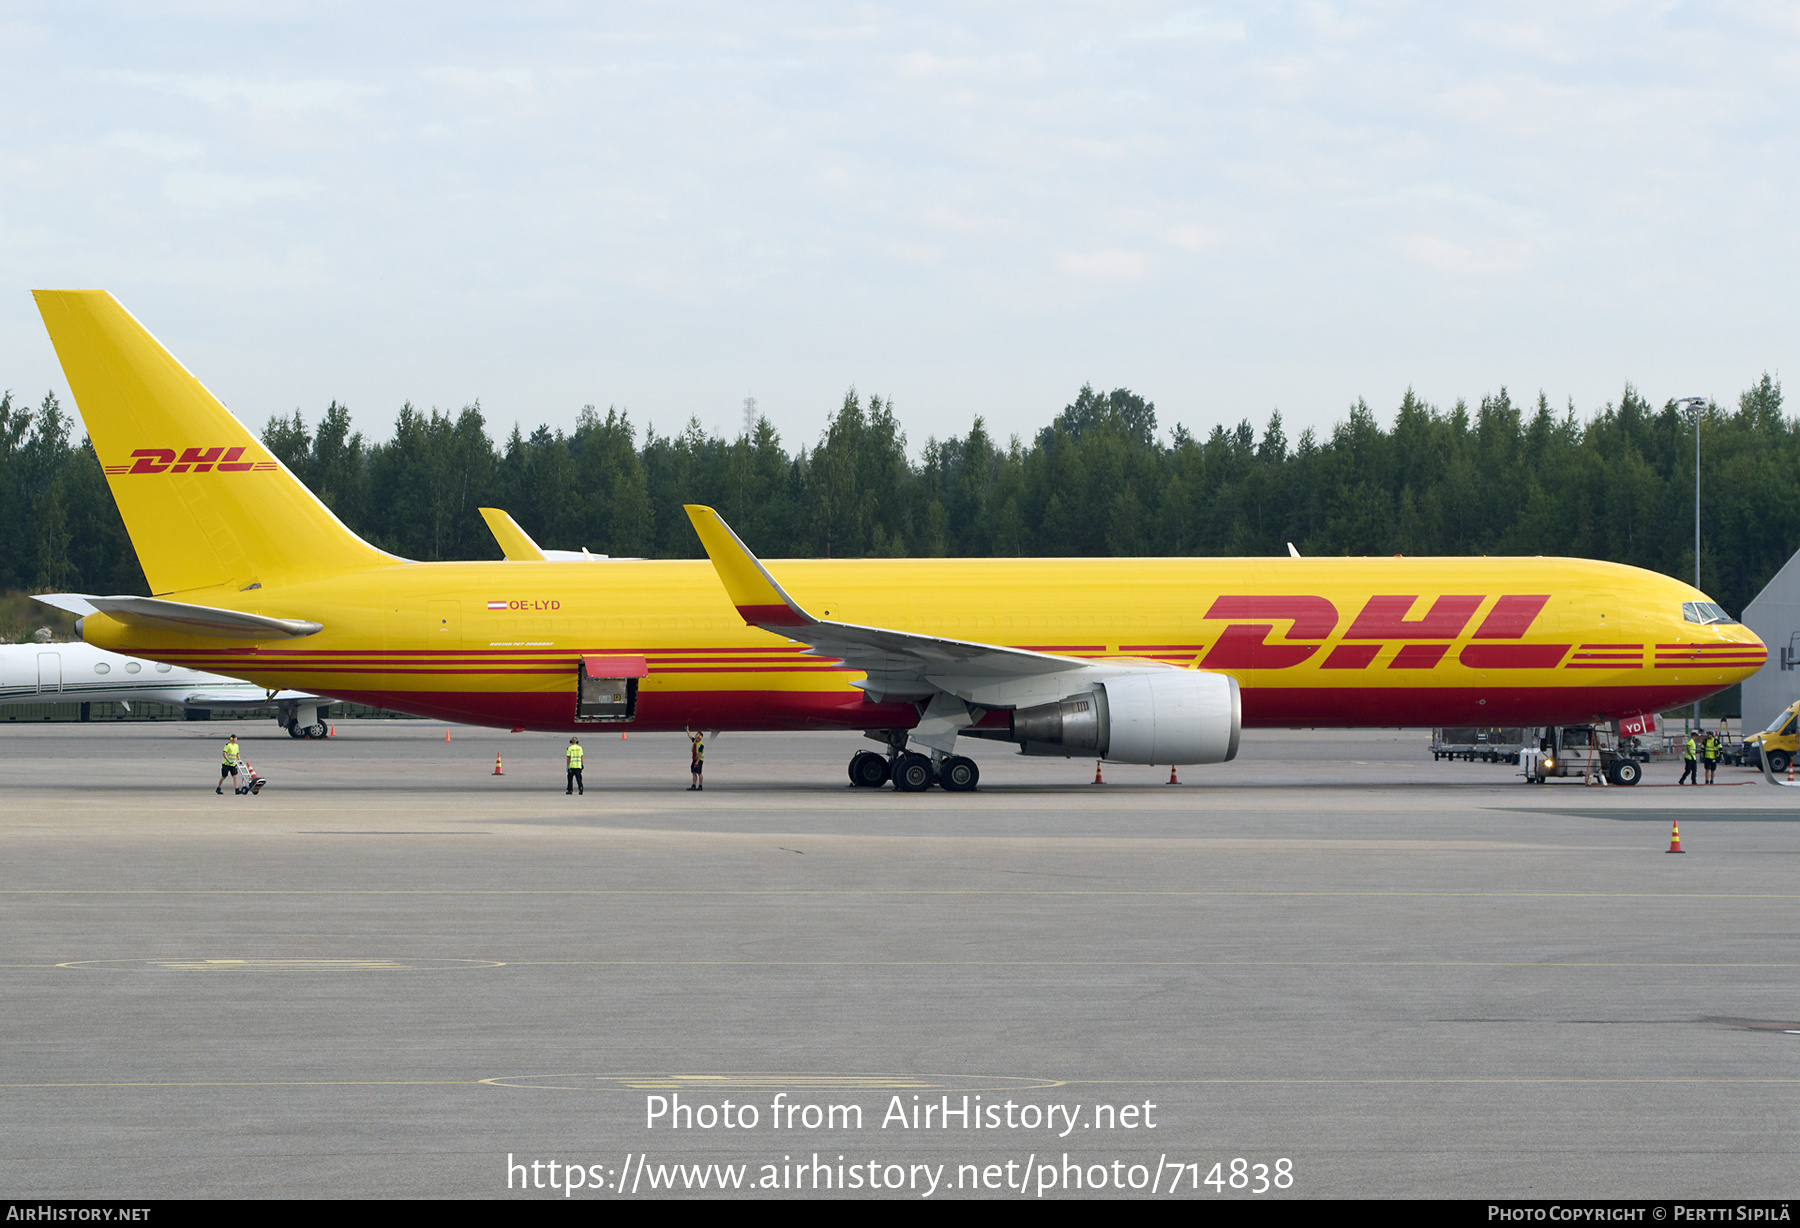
[
  {"xmin": 577, "ymin": 654, "xmax": 649, "ymax": 722},
  {"xmin": 36, "ymin": 652, "xmax": 60, "ymax": 693}
]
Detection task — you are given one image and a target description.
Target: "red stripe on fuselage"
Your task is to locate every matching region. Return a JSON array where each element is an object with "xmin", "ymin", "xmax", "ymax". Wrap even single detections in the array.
[
  {"xmin": 1241, "ymin": 682, "xmax": 1729, "ymax": 728},
  {"xmin": 325, "ymin": 686, "xmax": 921, "ymax": 731},
  {"xmin": 309, "ymin": 678, "xmax": 1737, "ymax": 733}
]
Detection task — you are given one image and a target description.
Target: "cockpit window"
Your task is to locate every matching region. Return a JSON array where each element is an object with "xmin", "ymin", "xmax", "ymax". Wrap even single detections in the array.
[{"xmin": 1682, "ymin": 601, "xmax": 1737, "ymax": 626}]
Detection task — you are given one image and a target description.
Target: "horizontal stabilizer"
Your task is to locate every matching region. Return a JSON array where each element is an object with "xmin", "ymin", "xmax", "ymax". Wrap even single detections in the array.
[
  {"xmin": 34, "ymin": 594, "xmax": 322, "ymax": 640},
  {"xmin": 31, "ymin": 593, "xmax": 98, "ymax": 616}
]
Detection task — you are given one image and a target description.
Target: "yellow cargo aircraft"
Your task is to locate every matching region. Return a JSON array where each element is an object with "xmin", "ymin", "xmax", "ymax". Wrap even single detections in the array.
[{"xmin": 31, "ymin": 290, "xmax": 1767, "ymax": 790}]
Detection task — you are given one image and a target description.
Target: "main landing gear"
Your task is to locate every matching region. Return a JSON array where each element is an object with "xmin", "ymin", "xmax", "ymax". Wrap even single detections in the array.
[
  {"xmin": 847, "ymin": 748, "xmax": 980, "ymax": 792},
  {"xmin": 278, "ymin": 702, "xmax": 329, "ymax": 739}
]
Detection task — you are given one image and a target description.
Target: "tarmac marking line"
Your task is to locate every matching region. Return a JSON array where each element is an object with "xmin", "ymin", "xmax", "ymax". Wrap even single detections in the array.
[
  {"xmin": 4, "ymin": 889, "xmax": 1799, "ymax": 898},
  {"xmin": 0, "ymin": 1080, "xmax": 483, "ymax": 1088},
  {"xmin": 7, "ymin": 1077, "xmax": 1800, "ymax": 1089},
  {"xmin": 12, "ymin": 958, "xmax": 1799, "ymax": 970}
]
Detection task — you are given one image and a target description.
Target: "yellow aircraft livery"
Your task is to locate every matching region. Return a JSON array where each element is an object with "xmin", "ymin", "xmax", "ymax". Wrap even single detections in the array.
[{"xmin": 30, "ymin": 290, "xmax": 1767, "ymax": 790}]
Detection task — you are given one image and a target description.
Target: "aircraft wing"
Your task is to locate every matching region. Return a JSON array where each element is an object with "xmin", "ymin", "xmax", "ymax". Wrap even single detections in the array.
[
  {"xmin": 181, "ymin": 688, "xmax": 335, "ymax": 708},
  {"xmin": 684, "ymin": 505, "xmax": 1129, "ymax": 707},
  {"xmin": 34, "ymin": 594, "xmax": 322, "ymax": 639}
]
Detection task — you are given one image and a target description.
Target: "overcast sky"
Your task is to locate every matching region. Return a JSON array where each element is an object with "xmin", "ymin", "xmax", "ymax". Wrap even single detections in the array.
[{"xmin": 2, "ymin": 2, "xmax": 1796, "ymax": 452}]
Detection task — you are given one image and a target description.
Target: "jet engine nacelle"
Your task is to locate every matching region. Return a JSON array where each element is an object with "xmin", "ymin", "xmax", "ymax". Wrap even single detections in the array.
[{"xmin": 1010, "ymin": 670, "xmax": 1241, "ymax": 764}]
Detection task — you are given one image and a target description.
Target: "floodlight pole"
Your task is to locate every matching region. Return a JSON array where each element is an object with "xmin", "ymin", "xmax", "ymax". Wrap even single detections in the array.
[{"xmin": 1678, "ymin": 395, "xmax": 1707, "ymax": 730}]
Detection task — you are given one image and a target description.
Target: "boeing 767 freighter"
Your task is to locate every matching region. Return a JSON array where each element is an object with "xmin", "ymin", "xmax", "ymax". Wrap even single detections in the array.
[{"xmin": 28, "ymin": 290, "xmax": 1766, "ymax": 790}]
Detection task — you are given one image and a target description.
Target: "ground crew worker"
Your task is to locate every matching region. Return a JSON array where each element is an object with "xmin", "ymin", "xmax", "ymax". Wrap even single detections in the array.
[
  {"xmin": 217, "ymin": 734, "xmax": 241, "ymax": 795},
  {"xmin": 688, "ymin": 730, "xmax": 704, "ymax": 791},
  {"xmin": 1679, "ymin": 732, "xmax": 1699, "ymax": 785},
  {"xmin": 566, "ymin": 738, "xmax": 584, "ymax": 795},
  {"xmin": 1703, "ymin": 730, "xmax": 1721, "ymax": 784}
]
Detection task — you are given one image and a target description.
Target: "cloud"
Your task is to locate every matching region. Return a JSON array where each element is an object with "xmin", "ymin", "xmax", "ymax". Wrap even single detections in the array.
[
  {"xmin": 113, "ymin": 71, "xmax": 376, "ymax": 109},
  {"xmin": 1164, "ymin": 224, "xmax": 1225, "ymax": 253},
  {"xmin": 162, "ymin": 172, "xmax": 320, "ymax": 210},
  {"xmin": 104, "ymin": 131, "xmax": 204, "ymax": 161},
  {"xmin": 1131, "ymin": 9, "xmax": 1247, "ymax": 41},
  {"xmin": 1058, "ymin": 248, "xmax": 1149, "ymax": 279},
  {"xmin": 1392, "ymin": 234, "xmax": 1533, "ymax": 277}
]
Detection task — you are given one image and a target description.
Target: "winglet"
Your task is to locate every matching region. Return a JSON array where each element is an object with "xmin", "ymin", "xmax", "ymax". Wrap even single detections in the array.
[
  {"xmin": 684, "ymin": 505, "xmax": 813, "ymax": 627},
  {"xmin": 479, "ymin": 508, "xmax": 548, "ymax": 561}
]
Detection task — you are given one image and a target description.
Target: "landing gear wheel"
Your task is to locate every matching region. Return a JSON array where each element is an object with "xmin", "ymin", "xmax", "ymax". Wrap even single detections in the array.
[
  {"xmin": 938, "ymin": 755, "xmax": 979, "ymax": 792},
  {"xmin": 849, "ymin": 750, "xmax": 890, "ymax": 788},
  {"xmin": 286, "ymin": 720, "xmax": 304, "ymax": 739},
  {"xmin": 1612, "ymin": 759, "xmax": 1642, "ymax": 786},
  {"xmin": 309, "ymin": 722, "xmax": 327, "ymax": 739},
  {"xmin": 893, "ymin": 753, "xmax": 935, "ymax": 792}
]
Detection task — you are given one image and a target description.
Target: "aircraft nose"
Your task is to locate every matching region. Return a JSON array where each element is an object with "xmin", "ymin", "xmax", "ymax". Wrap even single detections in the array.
[{"xmin": 1726, "ymin": 626, "xmax": 1768, "ymax": 675}]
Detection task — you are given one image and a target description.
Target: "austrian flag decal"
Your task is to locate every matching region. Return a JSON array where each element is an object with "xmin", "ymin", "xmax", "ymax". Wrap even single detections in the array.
[{"xmin": 487, "ymin": 600, "xmax": 508, "ymax": 610}]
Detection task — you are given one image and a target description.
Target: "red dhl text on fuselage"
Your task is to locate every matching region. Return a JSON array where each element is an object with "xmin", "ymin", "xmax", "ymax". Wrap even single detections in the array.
[{"xmin": 78, "ymin": 554, "xmax": 1766, "ymax": 734}]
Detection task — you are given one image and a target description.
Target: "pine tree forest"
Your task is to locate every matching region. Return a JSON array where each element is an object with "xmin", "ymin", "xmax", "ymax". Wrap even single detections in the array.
[{"xmin": 1, "ymin": 376, "xmax": 1795, "ymax": 635}]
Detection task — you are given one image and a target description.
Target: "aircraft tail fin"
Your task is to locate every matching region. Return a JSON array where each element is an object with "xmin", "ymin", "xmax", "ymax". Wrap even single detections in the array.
[
  {"xmin": 33, "ymin": 290, "xmax": 392, "ymax": 595},
  {"xmin": 479, "ymin": 508, "xmax": 548, "ymax": 561}
]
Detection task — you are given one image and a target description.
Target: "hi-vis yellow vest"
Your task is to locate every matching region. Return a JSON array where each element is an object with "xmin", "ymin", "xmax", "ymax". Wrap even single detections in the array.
[
  {"xmin": 567, "ymin": 744, "xmax": 583, "ymax": 768},
  {"xmin": 222, "ymin": 740, "xmax": 239, "ymax": 766}
]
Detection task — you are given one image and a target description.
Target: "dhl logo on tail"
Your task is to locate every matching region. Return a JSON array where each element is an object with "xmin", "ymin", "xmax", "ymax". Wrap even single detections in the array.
[{"xmin": 106, "ymin": 446, "xmax": 281, "ymax": 475}]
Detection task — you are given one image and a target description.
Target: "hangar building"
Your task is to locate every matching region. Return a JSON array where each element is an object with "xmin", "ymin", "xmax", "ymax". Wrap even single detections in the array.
[{"xmin": 1740, "ymin": 547, "xmax": 1800, "ymax": 731}]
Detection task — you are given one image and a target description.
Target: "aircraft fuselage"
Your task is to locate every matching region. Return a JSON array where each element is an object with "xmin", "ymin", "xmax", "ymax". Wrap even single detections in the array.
[{"xmin": 76, "ymin": 554, "xmax": 1765, "ymax": 733}]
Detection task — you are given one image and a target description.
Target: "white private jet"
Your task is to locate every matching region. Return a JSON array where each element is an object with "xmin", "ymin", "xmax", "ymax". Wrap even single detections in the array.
[{"xmin": 1, "ymin": 640, "xmax": 337, "ymax": 737}]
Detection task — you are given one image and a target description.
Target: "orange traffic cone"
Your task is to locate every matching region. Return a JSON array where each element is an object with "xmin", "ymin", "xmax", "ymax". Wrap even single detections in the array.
[
  {"xmin": 1093, "ymin": 760, "xmax": 1104, "ymax": 784},
  {"xmin": 493, "ymin": 755, "xmax": 504, "ymax": 776},
  {"xmin": 621, "ymin": 732, "xmax": 628, "ymax": 740},
  {"xmin": 444, "ymin": 729, "xmax": 452, "ymax": 742},
  {"xmin": 1667, "ymin": 819, "xmax": 1685, "ymax": 854},
  {"xmin": 1168, "ymin": 765, "xmax": 1179, "ymax": 785},
  {"xmin": 1788, "ymin": 760, "xmax": 1795, "ymax": 784},
  {"xmin": 329, "ymin": 725, "xmax": 335, "ymax": 737}
]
